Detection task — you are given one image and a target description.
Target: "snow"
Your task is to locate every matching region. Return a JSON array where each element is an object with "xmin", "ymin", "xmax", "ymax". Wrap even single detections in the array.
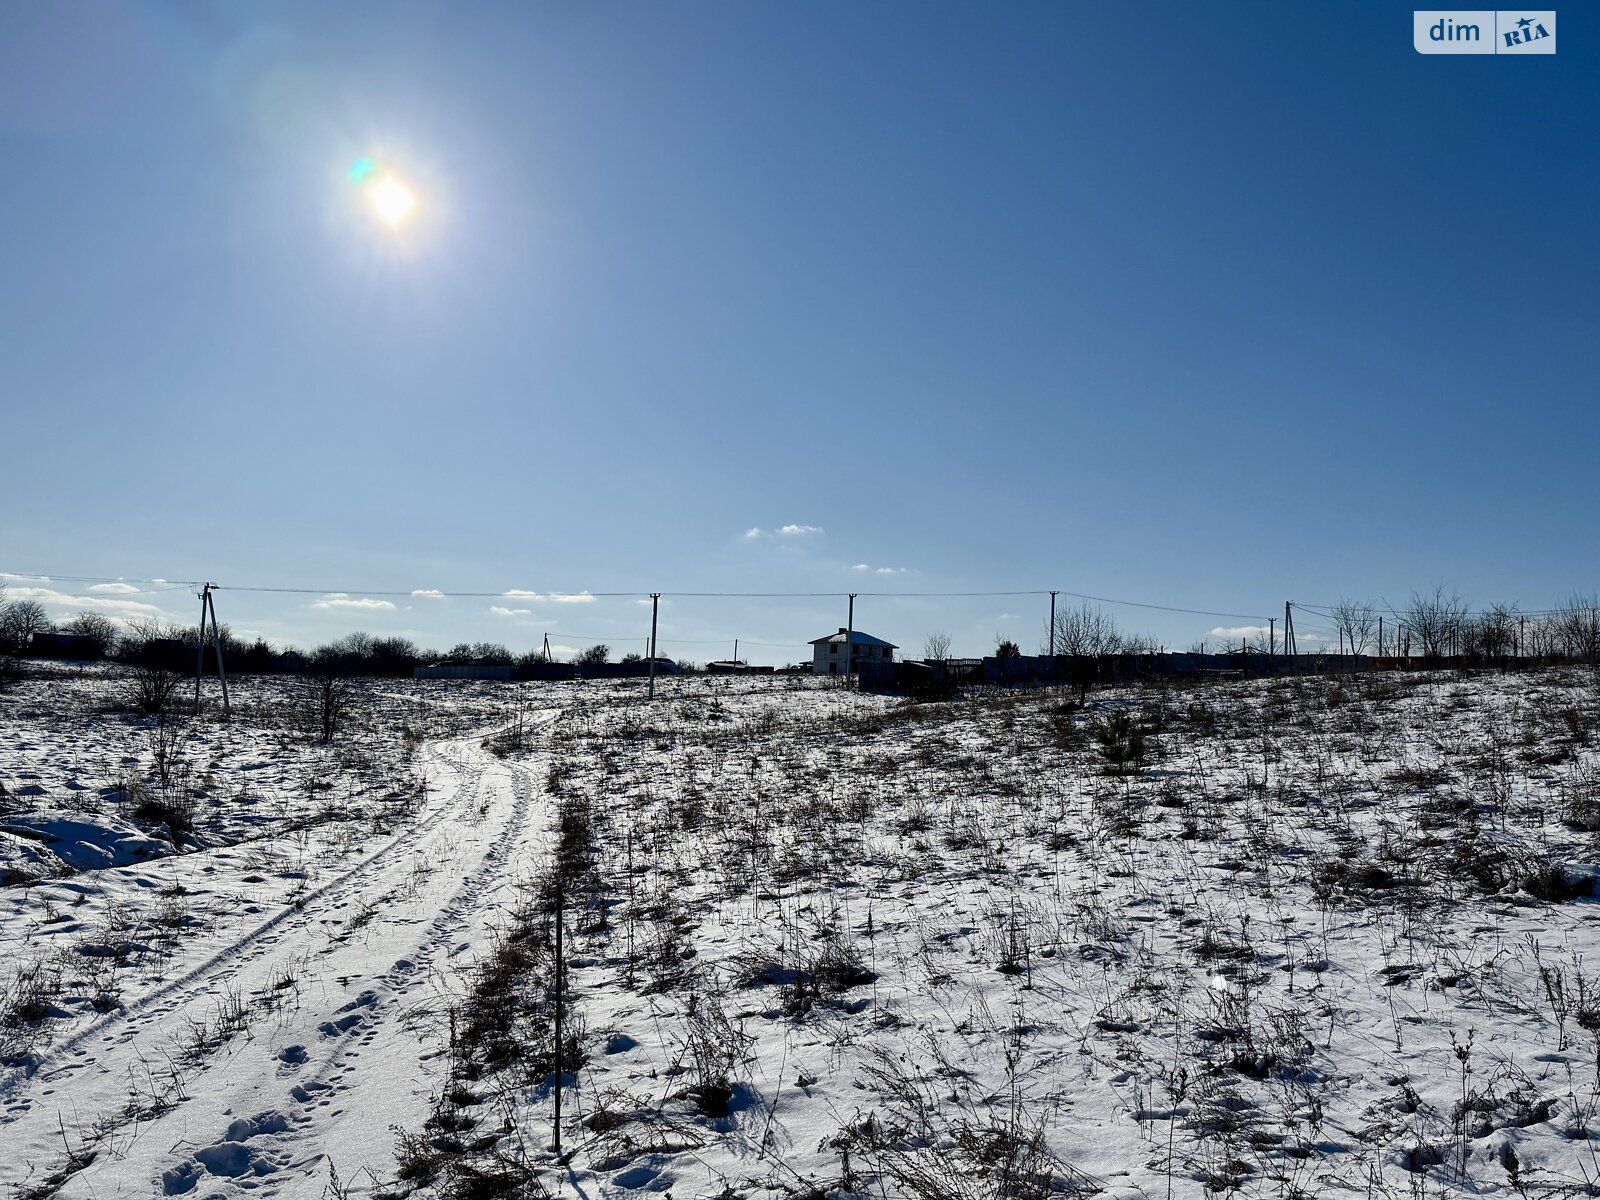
[{"xmin": 3, "ymin": 664, "xmax": 1600, "ymax": 1198}]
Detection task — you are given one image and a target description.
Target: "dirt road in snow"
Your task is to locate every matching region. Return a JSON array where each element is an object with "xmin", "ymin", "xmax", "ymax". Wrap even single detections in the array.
[{"xmin": 2, "ymin": 713, "xmax": 558, "ymax": 1199}]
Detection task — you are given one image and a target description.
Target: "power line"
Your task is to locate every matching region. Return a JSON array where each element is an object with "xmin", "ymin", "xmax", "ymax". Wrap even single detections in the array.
[{"xmin": 2, "ymin": 570, "xmax": 1276, "ymax": 618}]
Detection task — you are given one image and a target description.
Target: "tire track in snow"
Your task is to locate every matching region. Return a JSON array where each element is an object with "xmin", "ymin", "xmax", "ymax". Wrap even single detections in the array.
[
  {"xmin": 7, "ymin": 715, "xmax": 556, "ymax": 1198},
  {"xmin": 210, "ymin": 760, "xmax": 546, "ymax": 1197},
  {"xmin": 0, "ymin": 729, "xmax": 499, "ymax": 1118}
]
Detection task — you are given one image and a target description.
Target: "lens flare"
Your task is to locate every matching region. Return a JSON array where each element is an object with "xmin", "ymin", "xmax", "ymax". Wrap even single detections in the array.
[
  {"xmin": 348, "ymin": 157, "xmax": 417, "ymax": 228},
  {"xmin": 368, "ymin": 176, "xmax": 416, "ymax": 226}
]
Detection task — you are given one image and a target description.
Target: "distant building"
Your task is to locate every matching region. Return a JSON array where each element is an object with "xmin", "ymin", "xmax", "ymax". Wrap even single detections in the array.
[
  {"xmin": 415, "ymin": 664, "xmax": 516, "ymax": 681},
  {"xmin": 809, "ymin": 628, "xmax": 897, "ymax": 676}
]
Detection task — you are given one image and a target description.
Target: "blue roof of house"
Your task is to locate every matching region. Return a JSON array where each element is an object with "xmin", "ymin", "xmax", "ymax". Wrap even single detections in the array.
[{"xmin": 808, "ymin": 628, "xmax": 898, "ymax": 648}]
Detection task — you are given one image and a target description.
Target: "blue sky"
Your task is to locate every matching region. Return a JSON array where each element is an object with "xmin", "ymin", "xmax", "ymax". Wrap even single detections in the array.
[{"xmin": 2, "ymin": 3, "xmax": 1594, "ymax": 662}]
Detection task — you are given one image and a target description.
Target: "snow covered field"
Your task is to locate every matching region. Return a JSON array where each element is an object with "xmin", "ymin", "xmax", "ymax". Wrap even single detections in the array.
[{"xmin": 5, "ymin": 666, "xmax": 1600, "ymax": 1198}]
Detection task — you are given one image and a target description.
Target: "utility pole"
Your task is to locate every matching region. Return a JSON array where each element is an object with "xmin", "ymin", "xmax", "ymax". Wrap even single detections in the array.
[
  {"xmin": 542, "ymin": 632, "xmax": 552, "ymax": 663},
  {"xmin": 734, "ymin": 638, "xmax": 739, "ymax": 666},
  {"xmin": 1378, "ymin": 615, "xmax": 1384, "ymax": 657},
  {"xmin": 647, "ymin": 593, "xmax": 661, "ymax": 700},
  {"xmin": 192, "ymin": 583, "xmax": 231, "ymax": 719},
  {"xmin": 1048, "ymin": 590, "xmax": 1058, "ymax": 657},
  {"xmin": 1285, "ymin": 601, "xmax": 1298, "ymax": 658},
  {"xmin": 847, "ymin": 593, "xmax": 856, "ymax": 681},
  {"xmin": 1269, "ymin": 617, "xmax": 1276, "ymax": 656}
]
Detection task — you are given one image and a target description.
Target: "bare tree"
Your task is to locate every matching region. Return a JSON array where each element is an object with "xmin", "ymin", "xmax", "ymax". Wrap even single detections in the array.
[
  {"xmin": 471, "ymin": 642, "xmax": 514, "ymax": 665},
  {"xmin": 1049, "ymin": 602, "xmax": 1123, "ymax": 657},
  {"xmin": 119, "ymin": 617, "xmax": 187, "ymax": 715},
  {"xmin": 576, "ymin": 644, "xmax": 610, "ymax": 666},
  {"xmin": 63, "ymin": 611, "xmax": 120, "ymax": 658},
  {"xmin": 1557, "ymin": 593, "xmax": 1600, "ymax": 665},
  {"xmin": 0, "ymin": 582, "xmax": 14, "ymax": 687},
  {"xmin": 1330, "ymin": 598, "xmax": 1378, "ymax": 655},
  {"xmin": 1467, "ymin": 603, "xmax": 1518, "ymax": 661},
  {"xmin": 922, "ymin": 631, "xmax": 952, "ymax": 661},
  {"xmin": 305, "ymin": 643, "xmax": 359, "ymax": 742},
  {"xmin": 0, "ymin": 599, "xmax": 51, "ymax": 651},
  {"xmin": 1404, "ymin": 586, "xmax": 1469, "ymax": 660}
]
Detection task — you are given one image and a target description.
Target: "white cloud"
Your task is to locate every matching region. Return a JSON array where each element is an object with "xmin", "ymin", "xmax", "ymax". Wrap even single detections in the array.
[
  {"xmin": 312, "ymin": 593, "xmax": 397, "ymax": 612},
  {"xmin": 745, "ymin": 524, "xmax": 823, "ymax": 540},
  {"xmin": 88, "ymin": 581, "xmax": 140, "ymax": 594},
  {"xmin": 490, "ymin": 605, "xmax": 532, "ymax": 618},
  {"xmin": 411, "ymin": 588, "xmax": 445, "ymax": 598},
  {"xmin": 851, "ymin": 563, "xmax": 870, "ymax": 572},
  {"xmin": 501, "ymin": 589, "xmax": 594, "ymax": 604},
  {"xmin": 875, "ymin": 567, "xmax": 907, "ymax": 575},
  {"xmin": 1208, "ymin": 625, "xmax": 1270, "ymax": 640},
  {"xmin": 2, "ymin": 584, "xmax": 171, "ymax": 623}
]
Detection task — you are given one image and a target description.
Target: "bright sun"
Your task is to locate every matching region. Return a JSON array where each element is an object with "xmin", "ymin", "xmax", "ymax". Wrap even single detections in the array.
[{"xmin": 367, "ymin": 175, "xmax": 417, "ymax": 227}]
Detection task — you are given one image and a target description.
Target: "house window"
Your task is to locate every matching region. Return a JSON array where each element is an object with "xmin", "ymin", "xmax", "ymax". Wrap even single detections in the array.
[{"xmin": 830, "ymin": 643, "xmax": 838, "ymax": 655}]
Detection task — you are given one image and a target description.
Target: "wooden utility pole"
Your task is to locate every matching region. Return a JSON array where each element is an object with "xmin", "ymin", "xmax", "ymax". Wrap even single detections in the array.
[
  {"xmin": 192, "ymin": 583, "xmax": 231, "ymax": 719},
  {"xmin": 542, "ymin": 632, "xmax": 552, "ymax": 663},
  {"xmin": 1379, "ymin": 615, "xmax": 1384, "ymax": 657},
  {"xmin": 552, "ymin": 874, "xmax": 564, "ymax": 1152},
  {"xmin": 1269, "ymin": 617, "xmax": 1276, "ymax": 656},
  {"xmin": 847, "ymin": 593, "xmax": 857, "ymax": 680},
  {"xmin": 1284, "ymin": 601, "xmax": 1298, "ymax": 658},
  {"xmin": 193, "ymin": 587, "xmax": 207, "ymax": 716},
  {"xmin": 647, "ymin": 593, "xmax": 661, "ymax": 700},
  {"xmin": 1048, "ymin": 590, "xmax": 1058, "ymax": 657}
]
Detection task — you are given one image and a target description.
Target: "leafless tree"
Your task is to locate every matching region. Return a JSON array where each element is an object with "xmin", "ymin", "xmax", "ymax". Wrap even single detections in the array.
[
  {"xmin": 1404, "ymin": 586, "xmax": 1469, "ymax": 660},
  {"xmin": 119, "ymin": 617, "xmax": 188, "ymax": 715},
  {"xmin": 1049, "ymin": 602, "xmax": 1123, "ymax": 657},
  {"xmin": 922, "ymin": 631, "xmax": 952, "ymax": 661},
  {"xmin": 0, "ymin": 583, "xmax": 15, "ymax": 687},
  {"xmin": 576, "ymin": 644, "xmax": 610, "ymax": 666},
  {"xmin": 305, "ymin": 643, "xmax": 359, "ymax": 742},
  {"xmin": 0, "ymin": 599, "xmax": 51, "ymax": 651},
  {"xmin": 63, "ymin": 611, "xmax": 120, "ymax": 658},
  {"xmin": 1328, "ymin": 599, "xmax": 1377, "ymax": 655},
  {"xmin": 1557, "ymin": 593, "xmax": 1600, "ymax": 665},
  {"xmin": 1467, "ymin": 603, "xmax": 1518, "ymax": 661}
]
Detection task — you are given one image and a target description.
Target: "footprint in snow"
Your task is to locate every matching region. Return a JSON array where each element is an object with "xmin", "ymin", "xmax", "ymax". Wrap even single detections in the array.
[
  {"xmin": 317, "ymin": 1013, "xmax": 364, "ymax": 1037},
  {"xmin": 277, "ymin": 1044, "xmax": 307, "ymax": 1066},
  {"xmin": 290, "ymin": 1080, "xmax": 330, "ymax": 1103}
]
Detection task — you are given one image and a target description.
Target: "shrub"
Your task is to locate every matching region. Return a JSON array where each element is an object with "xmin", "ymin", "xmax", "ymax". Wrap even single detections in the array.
[{"xmin": 1092, "ymin": 710, "xmax": 1145, "ymax": 774}]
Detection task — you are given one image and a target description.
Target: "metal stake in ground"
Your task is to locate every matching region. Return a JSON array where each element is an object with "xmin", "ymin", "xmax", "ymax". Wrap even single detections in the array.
[{"xmin": 553, "ymin": 872, "xmax": 564, "ymax": 1153}]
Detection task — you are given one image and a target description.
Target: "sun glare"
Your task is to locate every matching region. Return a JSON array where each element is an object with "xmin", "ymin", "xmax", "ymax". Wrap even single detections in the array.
[{"xmin": 368, "ymin": 175, "xmax": 417, "ymax": 227}]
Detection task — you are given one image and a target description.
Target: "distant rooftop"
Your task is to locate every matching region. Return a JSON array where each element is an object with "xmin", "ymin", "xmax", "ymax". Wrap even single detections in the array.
[{"xmin": 808, "ymin": 628, "xmax": 898, "ymax": 648}]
